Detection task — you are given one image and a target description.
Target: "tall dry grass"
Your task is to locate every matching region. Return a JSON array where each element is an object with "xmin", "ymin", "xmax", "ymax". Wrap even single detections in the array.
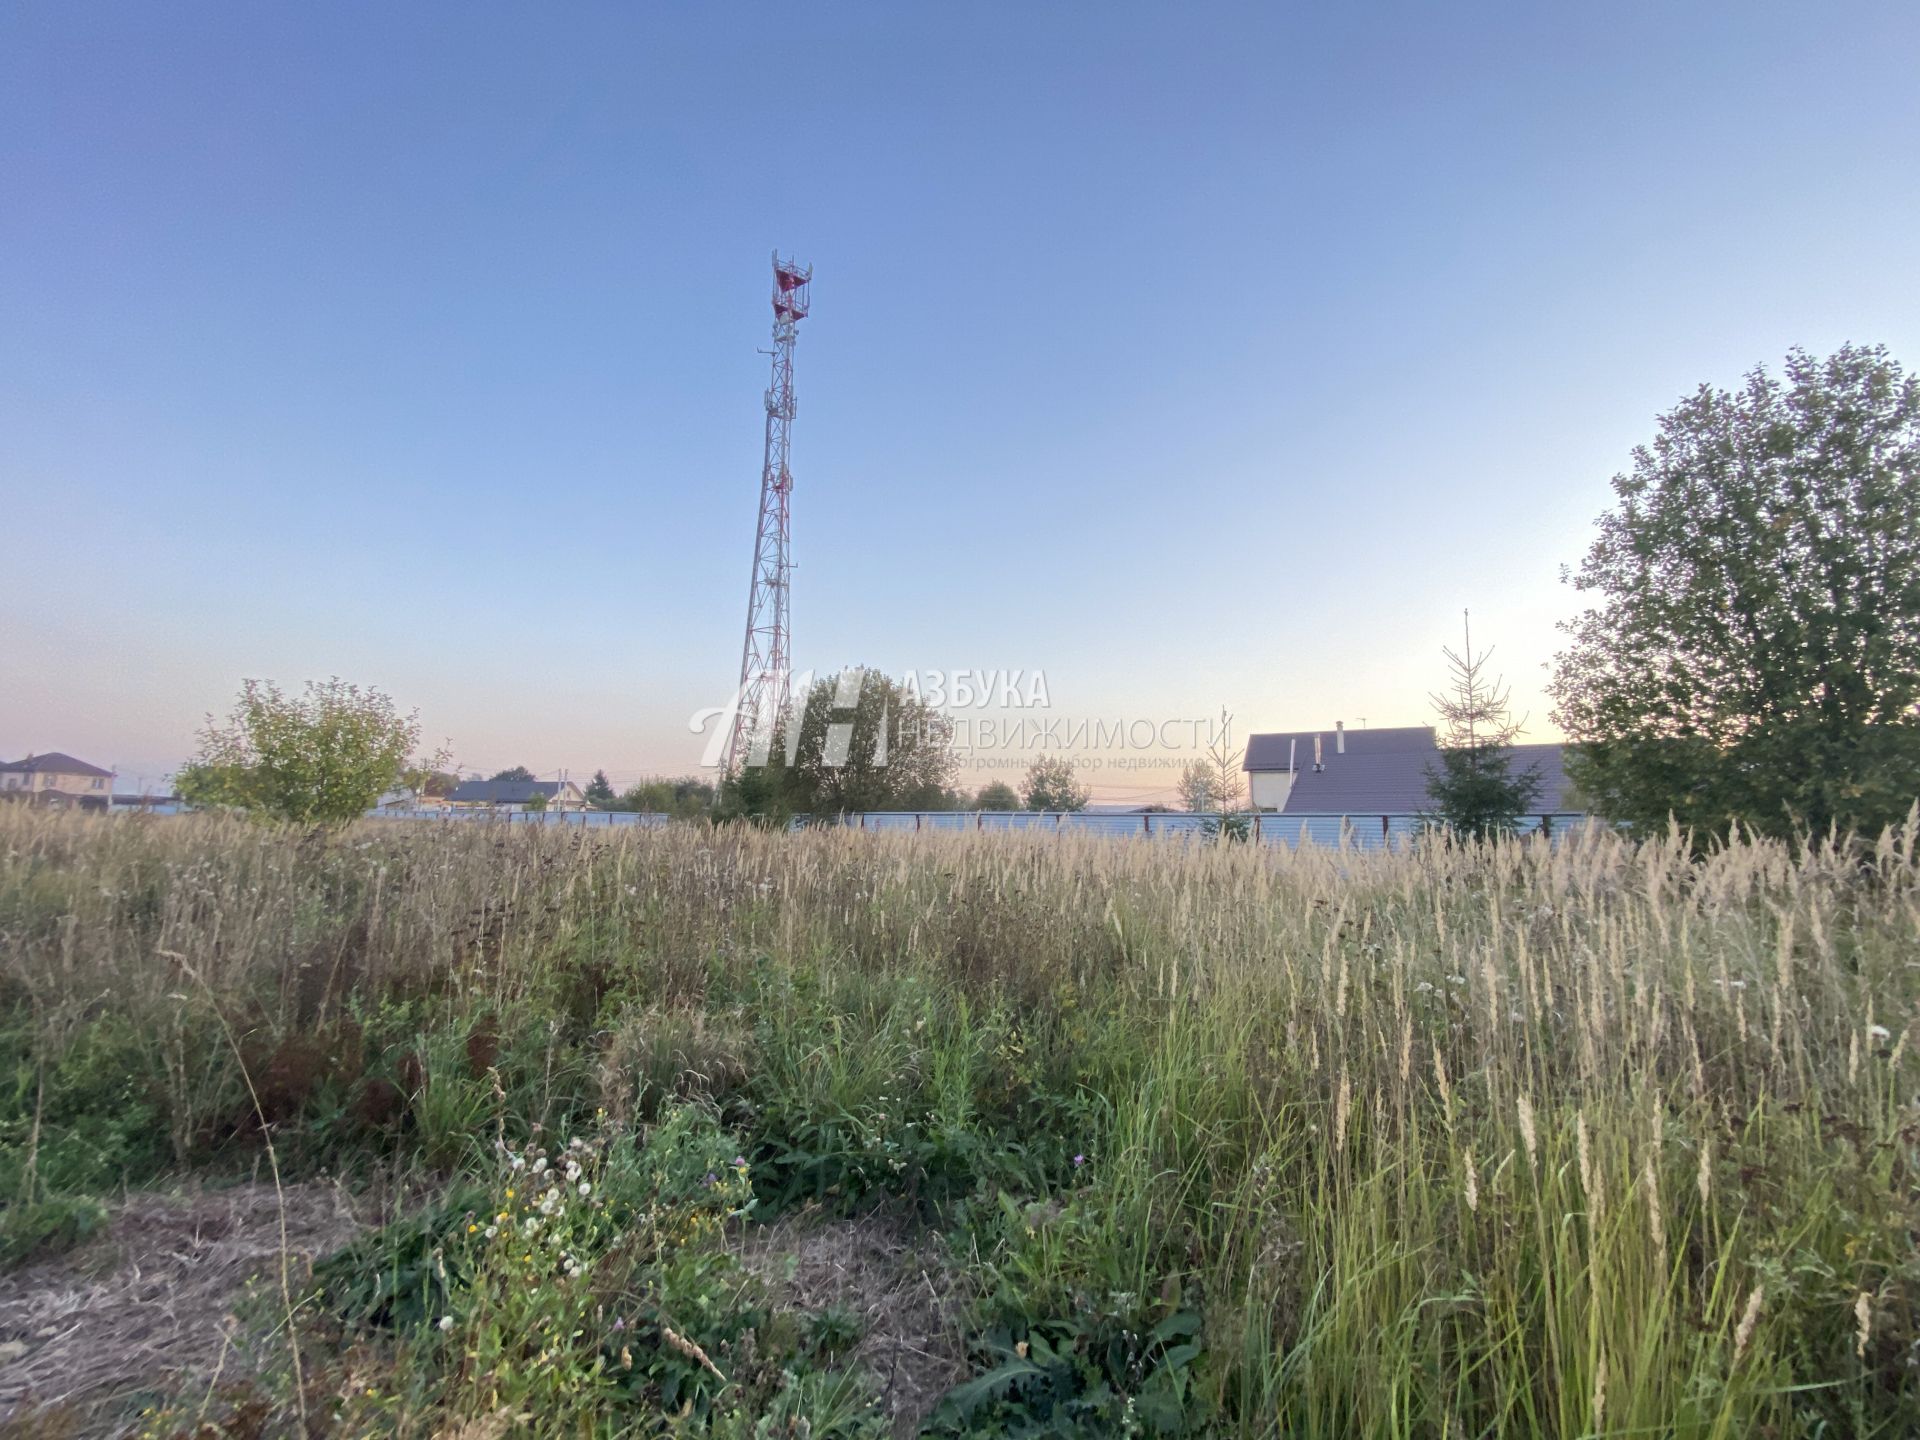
[{"xmin": 0, "ymin": 808, "xmax": 1914, "ymax": 1435}]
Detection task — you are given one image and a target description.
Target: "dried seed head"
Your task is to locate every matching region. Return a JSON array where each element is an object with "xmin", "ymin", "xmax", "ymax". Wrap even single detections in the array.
[
  {"xmin": 1463, "ymin": 1146, "xmax": 1479, "ymax": 1213},
  {"xmin": 1855, "ymin": 1291, "xmax": 1872, "ymax": 1360},
  {"xmin": 1517, "ymin": 1094, "xmax": 1538, "ymax": 1171},
  {"xmin": 1432, "ymin": 1044, "xmax": 1453, "ymax": 1122},
  {"xmin": 1733, "ymin": 1285, "xmax": 1765, "ymax": 1364},
  {"xmin": 1642, "ymin": 1150, "xmax": 1666, "ymax": 1272},
  {"xmin": 1576, "ymin": 1112, "xmax": 1603, "ymax": 1221}
]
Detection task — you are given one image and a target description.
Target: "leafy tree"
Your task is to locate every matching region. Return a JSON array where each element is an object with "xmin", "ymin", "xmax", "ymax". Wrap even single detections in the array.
[
  {"xmin": 718, "ymin": 669, "xmax": 958, "ymax": 819},
  {"xmin": 713, "ymin": 759, "xmax": 790, "ymax": 825},
  {"xmin": 974, "ymin": 780, "xmax": 1022, "ymax": 811},
  {"xmin": 397, "ymin": 762, "xmax": 458, "ymax": 799},
  {"xmin": 1176, "ymin": 760, "xmax": 1217, "ymax": 813},
  {"xmin": 1021, "ymin": 754, "xmax": 1089, "ymax": 812},
  {"xmin": 1550, "ymin": 345, "xmax": 1920, "ymax": 838},
  {"xmin": 787, "ymin": 669, "xmax": 957, "ymax": 814},
  {"xmin": 1178, "ymin": 710, "xmax": 1248, "ymax": 814},
  {"xmin": 1424, "ymin": 613, "xmax": 1542, "ymax": 838},
  {"xmin": 490, "ymin": 765, "xmax": 536, "ymax": 783},
  {"xmin": 584, "ymin": 770, "xmax": 616, "ymax": 806},
  {"xmin": 618, "ymin": 777, "xmax": 717, "ymax": 819},
  {"xmin": 177, "ymin": 678, "xmax": 436, "ymax": 824}
]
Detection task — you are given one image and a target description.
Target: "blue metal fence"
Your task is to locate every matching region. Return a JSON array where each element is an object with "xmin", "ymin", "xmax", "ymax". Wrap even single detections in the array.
[
  {"xmin": 369, "ymin": 808, "xmax": 671, "ymax": 828},
  {"xmin": 800, "ymin": 811, "xmax": 1591, "ymax": 851},
  {"xmin": 361, "ymin": 806, "xmax": 1589, "ymax": 851}
]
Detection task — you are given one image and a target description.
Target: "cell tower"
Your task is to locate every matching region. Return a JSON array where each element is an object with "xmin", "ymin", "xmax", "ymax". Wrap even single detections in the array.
[{"xmin": 722, "ymin": 251, "xmax": 812, "ymax": 773}]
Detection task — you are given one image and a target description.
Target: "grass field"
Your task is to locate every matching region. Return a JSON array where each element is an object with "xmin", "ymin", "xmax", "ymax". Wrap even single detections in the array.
[{"xmin": 0, "ymin": 810, "xmax": 1914, "ymax": 1437}]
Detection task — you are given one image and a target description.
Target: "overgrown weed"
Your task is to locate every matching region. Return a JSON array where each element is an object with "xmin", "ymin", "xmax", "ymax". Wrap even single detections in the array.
[{"xmin": 0, "ymin": 810, "xmax": 1914, "ymax": 1435}]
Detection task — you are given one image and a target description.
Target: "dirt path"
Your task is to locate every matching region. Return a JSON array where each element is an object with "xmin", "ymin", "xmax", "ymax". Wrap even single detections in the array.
[
  {"xmin": 0, "ymin": 1182, "xmax": 362, "ymax": 1434},
  {"xmin": 739, "ymin": 1207, "xmax": 969, "ymax": 1438}
]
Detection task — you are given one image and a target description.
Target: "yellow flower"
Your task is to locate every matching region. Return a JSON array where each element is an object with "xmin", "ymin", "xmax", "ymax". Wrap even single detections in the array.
[
  {"xmin": 505, "ymin": 1187, "xmax": 516, "ymax": 1199},
  {"xmin": 467, "ymin": 1223, "xmax": 479, "ymax": 1233}
]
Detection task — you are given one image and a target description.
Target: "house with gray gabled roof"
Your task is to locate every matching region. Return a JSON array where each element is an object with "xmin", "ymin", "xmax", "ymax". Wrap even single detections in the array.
[
  {"xmin": 447, "ymin": 777, "xmax": 587, "ymax": 812},
  {"xmin": 1243, "ymin": 723, "xmax": 1580, "ymax": 816}
]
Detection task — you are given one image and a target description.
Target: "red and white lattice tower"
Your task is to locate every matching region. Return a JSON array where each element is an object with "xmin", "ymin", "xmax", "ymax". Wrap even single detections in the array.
[{"xmin": 723, "ymin": 251, "xmax": 812, "ymax": 773}]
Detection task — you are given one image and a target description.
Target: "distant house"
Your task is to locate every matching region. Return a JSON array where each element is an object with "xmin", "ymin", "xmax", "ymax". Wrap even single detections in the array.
[
  {"xmin": 1243, "ymin": 723, "xmax": 1580, "ymax": 816},
  {"xmin": 447, "ymin": 778, "xmax": 588, "ymax": 812},
  {"xmin": 0, "ymin": 752, "xmax": 115, "ymax": 812},
  {"xmin": 374, "ymin": 787, "xmax": 449, "ymax": 813}
]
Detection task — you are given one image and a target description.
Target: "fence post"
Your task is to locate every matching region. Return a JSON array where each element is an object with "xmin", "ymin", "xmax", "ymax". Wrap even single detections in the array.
[
  {"xmin": 1253, "ymin": 812, "xmax": 1263, "ymax": 843},
  {"xmin": 915, "ymin": 812, "xmax": 922, "ymax": 832}
]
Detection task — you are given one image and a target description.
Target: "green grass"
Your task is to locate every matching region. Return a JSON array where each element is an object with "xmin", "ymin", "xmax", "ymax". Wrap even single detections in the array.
[{"xmin": 0, "ymin": 809, "xmax": 1914, "ymax": 1436}]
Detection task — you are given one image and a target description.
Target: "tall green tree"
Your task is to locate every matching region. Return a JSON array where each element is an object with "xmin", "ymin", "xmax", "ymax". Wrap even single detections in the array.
[
  {"xmin": 719, "ymin": 669, "xmax": 958, "ymax": 819},
  {"xmin": 618, "ymin": 776, "xmax": 717, "ymax": 818},
  {"xmin": 1021, "ymin": 754, "xmax": 1090, "ymax": 812},
  {"xmin": 973, "ymin": 780, "xmax": 1022, "ymax": 810},
  {"xmin": 1550, "ymin": 345, "xmax": 1920, "ymax": 838},
  {"xmin": 584, "ymin": 770, "xmax": 616, "ymax": 806},
  {"xmin": 490, "ymin": 765, "xmax": 536, "ymax": 783},
  {"xmin": 1177, "ymin": 760, "xmax": 1219, "ymax": 813},
  {"xmin": 1425, "ymin": 614, "xmax": 1541, "ymax": 838},
  {"xmin": 1179, "ymin": 709, "xmax": 1248, "ymax": 813},
  {"xmin": 177, "ymin": 678, "xmax": 436, "ymax": 824}
]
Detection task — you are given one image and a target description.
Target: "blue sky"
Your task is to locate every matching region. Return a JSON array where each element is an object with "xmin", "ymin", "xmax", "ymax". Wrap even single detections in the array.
[{"xmin": 4, "ymin": 2, "xmax": 1917, "ymax": 801}]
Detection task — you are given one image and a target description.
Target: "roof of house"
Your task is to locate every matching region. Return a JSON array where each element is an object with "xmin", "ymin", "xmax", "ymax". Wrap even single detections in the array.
[
  {"xmin": 448, "ymin": 779, "xmax": 573, "ymax": 804},
  {"xmin": 0, "ymin": 752, "xmax": 114, "ymax": 778},
  {"xmin": 1244, "ymin": 726, "xmax": 1579, "ymax": 814},
  {"xmin": 1244, "ymin": 726, "xmax": 1433, "ymax": 772}
]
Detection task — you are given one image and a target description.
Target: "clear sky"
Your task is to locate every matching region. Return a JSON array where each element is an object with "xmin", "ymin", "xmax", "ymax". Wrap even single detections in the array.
[{"xmin": 4, "ymin": 2, "xmax": 1917, "ymax": 802}]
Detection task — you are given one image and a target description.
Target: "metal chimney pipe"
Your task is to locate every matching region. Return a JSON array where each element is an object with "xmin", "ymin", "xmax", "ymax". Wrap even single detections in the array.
[{"xmin": 1336, "ymin": 721, "xmax": 1345, "ymax": 755}]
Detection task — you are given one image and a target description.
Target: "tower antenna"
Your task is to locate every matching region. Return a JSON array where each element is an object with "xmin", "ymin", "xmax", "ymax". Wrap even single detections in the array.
[{"xmin": 723, "ymin": 251, "xmax": 811, "ymax": 773}]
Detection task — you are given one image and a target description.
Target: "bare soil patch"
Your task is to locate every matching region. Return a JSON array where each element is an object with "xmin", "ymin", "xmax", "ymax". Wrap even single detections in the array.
[
  {"xmin": 0, "ymin": 1182, "xmax": 363, "ymax": 1435},
  {"xmin": 739, "ymin": 1206, "xmax": 969, "ymax": 1437}
]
